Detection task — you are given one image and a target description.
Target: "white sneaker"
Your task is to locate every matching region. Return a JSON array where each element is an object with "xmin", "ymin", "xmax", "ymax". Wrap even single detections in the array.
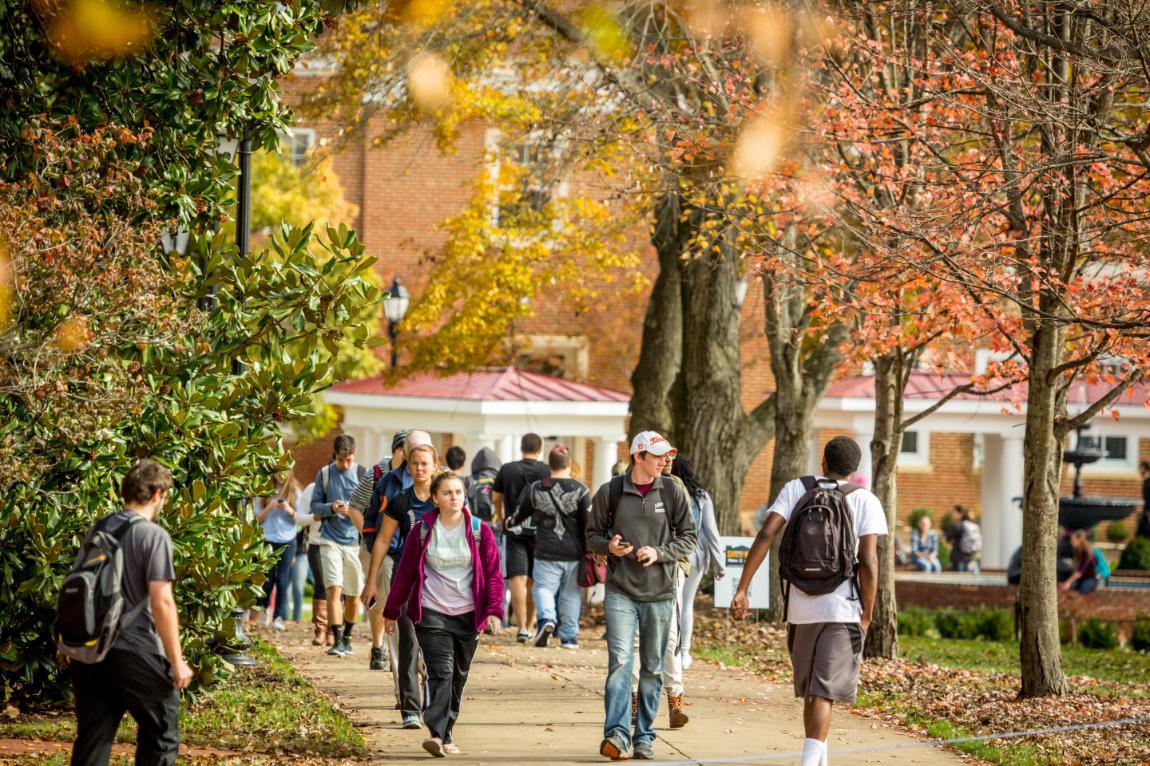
[
  {"xmin": 682, "ymin": 653, "xmax": 693, "ymax": 670},
  {"xmin": 271, "ymin": 618, "xmax": 286, "ymax": 632}
]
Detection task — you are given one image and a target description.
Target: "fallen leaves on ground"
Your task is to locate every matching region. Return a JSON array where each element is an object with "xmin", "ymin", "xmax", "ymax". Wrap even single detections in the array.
[{"xmin": 692, "ymin": 603, "xmax": 1150, "ymax": 766}]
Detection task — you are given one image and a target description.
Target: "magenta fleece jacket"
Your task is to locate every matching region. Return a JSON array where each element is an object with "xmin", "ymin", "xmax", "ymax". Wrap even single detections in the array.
[{"xmin": 382, "ymin": 509, "xmax": 505, "ymax": 633}]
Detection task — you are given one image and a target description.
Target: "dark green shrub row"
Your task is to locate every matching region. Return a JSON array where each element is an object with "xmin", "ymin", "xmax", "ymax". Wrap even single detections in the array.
[
  {"xmin": 1078, "ymin": 618, "xmax": 1120, "ymax": 650},
  {"xmin": 1131, "ymin": 617, "xmax": 1150, "ymax": 653},
  {"xmin": 897, "ymin": 607, "xmax": 1013, "ymax": 642},
  {"xmin": 1118, "ymin": 537, "xmax": 1150, "ymax": 571}
]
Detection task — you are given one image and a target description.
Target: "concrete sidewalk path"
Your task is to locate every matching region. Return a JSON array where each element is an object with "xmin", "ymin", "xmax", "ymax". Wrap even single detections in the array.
[{"xmin": 273, "ymin": 624, "xmax": 967, "ymax": 765}]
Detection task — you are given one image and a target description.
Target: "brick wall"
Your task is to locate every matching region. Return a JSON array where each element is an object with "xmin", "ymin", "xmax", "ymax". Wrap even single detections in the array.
[{"xmin": 282, "ymin": 81, "xmax": 1148, "ymax": 524}]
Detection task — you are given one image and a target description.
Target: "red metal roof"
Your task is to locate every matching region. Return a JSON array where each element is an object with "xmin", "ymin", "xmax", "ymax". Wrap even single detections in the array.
[
  {"xmin": 827, "ymin": 372, "xmax": 1150, "ymax": 406},
  {"xmin": 331, "ymin": 367, "xmax": 629, "ymax": 404}
]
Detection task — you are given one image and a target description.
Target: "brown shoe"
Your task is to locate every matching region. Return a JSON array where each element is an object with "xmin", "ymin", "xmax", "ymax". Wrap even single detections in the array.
[
  {"xmin": 668, "ymin": 693, "xmax": 688, "ymax": 729},
  {"xmin": 312, "ymin": 626, "xmax": 323, "ymax": 646}
]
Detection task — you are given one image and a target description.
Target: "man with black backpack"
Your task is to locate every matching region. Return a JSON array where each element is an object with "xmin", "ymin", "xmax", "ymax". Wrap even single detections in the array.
[
  {"xmin": 732, "ymin": 436, "xmax": 886, "ymax": 766},
  {"xmin": 507, "ymin": 444, "xmax": 591, "ymax": 649},
  {"xmin": 495, "ymin": 433, "xmax": 550, "ymax": 642},
  {"xmin": 60, "ymin": 459, "xmax": 192, "ymax": 766},
  {"xmin": 586, "ymin": 431, "xmax": 696, "ymax": 761}
]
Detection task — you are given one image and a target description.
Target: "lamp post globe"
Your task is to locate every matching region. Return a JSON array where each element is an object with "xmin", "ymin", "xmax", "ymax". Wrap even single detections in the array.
[{"xmin": 384, "ymin": 276, "xmax": 409, "ymax": 368}]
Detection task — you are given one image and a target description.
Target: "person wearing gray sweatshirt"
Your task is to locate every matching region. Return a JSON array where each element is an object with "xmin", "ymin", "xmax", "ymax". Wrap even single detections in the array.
[{"xmin": 585, "ymin": 431, "xmax": 696, "ymax": 761}]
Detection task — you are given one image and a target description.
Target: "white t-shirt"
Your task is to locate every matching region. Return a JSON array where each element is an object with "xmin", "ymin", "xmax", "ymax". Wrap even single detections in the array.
[
  {"xmin": 295, "ymin": 483, "xmax": 321, "ymax": 543},
  {"xmin": 765, "ymin": 476, "xmax": 888, "ymax": 624},
  {"xmin": 421, "ymin": 520, "xmax": 475, "ymax": 616}
]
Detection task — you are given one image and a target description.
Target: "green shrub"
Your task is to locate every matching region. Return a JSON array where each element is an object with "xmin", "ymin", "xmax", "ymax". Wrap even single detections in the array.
[
  {"xmin": 975, "ymin": 609, "xmax": 1014, "ymax": 642},
  {"xmin": 937, "ymin": 540, "xmax": 952, "ymax": 571},
  {"xmin": 935, "ymin": 609, "xmax": 979, "ymax": 640},
  {"xmin": 1106, "ymin": 521, "xmax": 1129, "ymax": 544},
  {"xmin": 907, "ymin": 508, "xmax": 934, "ymax": 530},
  {"xmin": 1118, "ymin": 537, "xmax": 1150, "ymax": 570},
  {"xmin": 1078, "ymin": 618, "xmax": 1120, "ymax": 650},
  {"xmin": 898, "ymin": 608, "xmax": 936, "ymax": 637},
  {"xmin": 1131, "ymin": 617, "xmax": 1150, "ymax": 653}
]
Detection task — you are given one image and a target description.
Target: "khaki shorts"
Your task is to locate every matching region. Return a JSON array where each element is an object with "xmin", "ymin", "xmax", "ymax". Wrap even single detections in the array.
[
  {"xmin": 319, "ymin": 540, "xmax": 365, "ymax": 596},
  {"xmin": 786, "ymin": 622, "xmax": 865, "ymax": 704},
  {"xmin": 358, "ymin": 544, "xmax": 394, "ymax": 612}
]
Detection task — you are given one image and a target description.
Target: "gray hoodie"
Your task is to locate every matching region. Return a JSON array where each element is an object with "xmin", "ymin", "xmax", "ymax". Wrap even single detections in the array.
[
  {"xmin": 586, "ymin": 472, "xmax": 697, "ymax": 602},
  {"xmin": 470, "ymin": 447, "xmax": 501, "ymax": 476}
]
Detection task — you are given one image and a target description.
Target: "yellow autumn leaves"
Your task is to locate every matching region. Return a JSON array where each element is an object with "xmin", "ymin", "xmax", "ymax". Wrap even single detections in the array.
[{"xmin": 34, "ymin": 0, "xmax": 155, "ymax": 65}]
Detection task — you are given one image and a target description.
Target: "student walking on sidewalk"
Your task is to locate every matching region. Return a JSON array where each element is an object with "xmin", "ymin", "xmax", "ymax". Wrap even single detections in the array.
[
  {"xmin": 732, "ymin": 436, "xmax": 886, "ymax": 766},
  {"xmin": 383, "ymin": 471, "xmax": 504, "ymax": 758},
  {"xmin": 362, "ymin": 442, "xmax": 438, "ymax": 729},
  {"xmin": 67, "ymin": 459, "xmax": 193, "ymax": 766},
  {"xmin": 586, "ymin": 431, "xmax": 697, "ymax": 761},
  {"xmin": 507, "ymin": 444, "xmax": 591, "ymax": 649}
]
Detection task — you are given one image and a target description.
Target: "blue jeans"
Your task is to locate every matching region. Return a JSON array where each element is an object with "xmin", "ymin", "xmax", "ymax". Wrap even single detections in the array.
[
  {"xmin": 532, "ymin": 559, "xmax": 582, "ymax": 643},
  {"xmin": 261, "ymin": 539, "xmax": 297, "ymax": 621},
  {"xmin": 913, "ymin": 554, "xmax": 941, "ymax": 573},
  {"xmin": 603, "ymin": 592, "xmax": 673, "ymax": 748}
]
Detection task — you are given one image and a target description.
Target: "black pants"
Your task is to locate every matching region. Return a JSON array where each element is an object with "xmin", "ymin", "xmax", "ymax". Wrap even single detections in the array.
[
  {"xmin": 397, "ymin": 614, "xmax": 423, "ymax": 717},
  {"xmin": 416, "ymin": 609, "xmax": 479, "ymax": 743},
  {"xmin": 306, "ymin": 543, "xmax": 327, "ymax": 593},
  {"xmin": 71, "ymin": 648, "xmax": 180, "ymax": 766}
]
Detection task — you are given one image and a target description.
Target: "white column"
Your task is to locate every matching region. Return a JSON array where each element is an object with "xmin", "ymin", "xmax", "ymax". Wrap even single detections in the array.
[
  {"xmin": 367, "ymin": 426, "xmax": 388, "ymax": 467},
  {"xmin": 980, "ymin": 434, "xmax": 1024, "ymax": 569},
  {"xmin": 459, "ymin": 434, "xmax": 491, "ymax": 466},
  {"xmin": 594, "ymin": 438, "xmax": 621, "ymax": 493},
  {"xmin": 498, "ymin": 434, "xmax": 516, "ymax": 465},
  {"xmin": 807, "ymin": 428, "xmax": 822, "ymax": 476},
  {"xmin": 854, "ymin": 428, "xmax": 874, "ymax": 488}
]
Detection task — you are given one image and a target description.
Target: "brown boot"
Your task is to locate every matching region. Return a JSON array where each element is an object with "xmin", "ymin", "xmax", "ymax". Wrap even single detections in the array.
[
  {"xmin": 668, "ymin": 693, "xmax": 688, "ymax": 729},
  {"xmin": 312, "ymin": 599, "xmax": 328, "ymax": 646}
]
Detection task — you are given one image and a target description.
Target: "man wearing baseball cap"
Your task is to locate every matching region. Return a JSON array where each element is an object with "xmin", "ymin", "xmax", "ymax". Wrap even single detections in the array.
[{"xmin": 586, "ymin": 431, "xmax": 697, "ymax": 761}]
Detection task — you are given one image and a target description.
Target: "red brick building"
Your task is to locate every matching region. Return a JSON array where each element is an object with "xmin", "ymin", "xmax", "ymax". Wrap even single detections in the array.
[{"xmin": 283, "ymin": 92, "xmax": 1149, "ymax": 567}]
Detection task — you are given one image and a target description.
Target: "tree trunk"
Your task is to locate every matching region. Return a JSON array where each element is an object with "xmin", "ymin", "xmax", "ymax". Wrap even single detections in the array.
[
  {"xmin": 628, "ymin": 191, "xmax": 685, "ymax": 439},
  {"xmin": 677, "ymin": 229, "xmax": 762, "ymax": 535},
  {"xmin": 864, "ymin": 353, "xmax": 902, "ymax": 659},
  {"xmin": 1018, "ymin": 319, "xmax": 1068, "ymax": 697},
  {"xmin": 761, "ymin": 265, "xmax": 847, "ymax": 621}
]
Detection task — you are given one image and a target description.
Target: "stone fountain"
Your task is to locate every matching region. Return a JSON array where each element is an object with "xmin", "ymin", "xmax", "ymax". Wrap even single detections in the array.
[{"xmin": 1058, "ymin": 425, "xmax": 1138, "ymax": 531}]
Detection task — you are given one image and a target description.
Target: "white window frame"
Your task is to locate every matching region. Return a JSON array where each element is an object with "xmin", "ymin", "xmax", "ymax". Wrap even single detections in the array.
[
  {"xmin": 511, "ymin": 334, "xmax": 589, "ymax": 380},
  {"xmin": 897, "ymin": 429, "xmax": 930, "ymax": 468},
  {"xmin": 1094, "ymin": 435, "xmax": 1137, "ymax": 472},
  {"xmin": 484, "ymin": 128, "xmax": 569, "ymax": 231},
  {"xmin": 279, "ymin": 128, "xmax": 316, "ymax": 168}
]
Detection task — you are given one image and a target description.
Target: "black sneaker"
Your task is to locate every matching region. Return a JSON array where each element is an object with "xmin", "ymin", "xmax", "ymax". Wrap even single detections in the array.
[
  {"xmin": 534, "ymin": 622, "xmax": 555, "ymax": 647},
  {"xmin": 341, "ymin": 635, "xmax": 353, "ymax": 655},
  {"xmin": 326, "ymin": 643, "xmax": 344, "ymax": 657},
  {"xmin": 516, "ymin": 629, "xmax": 530, "ymax": 643},
  {"xmin": 370, "ymin": 646, "xmax": 385, "ymax": 670}
]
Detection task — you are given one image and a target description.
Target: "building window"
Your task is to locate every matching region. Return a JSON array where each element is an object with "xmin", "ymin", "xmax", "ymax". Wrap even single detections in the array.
[
  {"xmin": 280, "ymin": 128, "xmax": 315, "ymax": 167},
  {"xmin": 898, "ymin": 430, "xmax": 930, "ymax": 468},
  {"xmin": 513, "ymin": 335, "xmax": 589, "ymax": 380},
  {"xmin": 485, "ymin": 129, "xmax": 568, "ymax": 229}
]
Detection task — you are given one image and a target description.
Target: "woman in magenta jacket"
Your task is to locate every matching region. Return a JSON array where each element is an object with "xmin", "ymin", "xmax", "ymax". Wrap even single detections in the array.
[{"xmin": 384, "ymin": 471, "xmax": 504, "ymax": 757}]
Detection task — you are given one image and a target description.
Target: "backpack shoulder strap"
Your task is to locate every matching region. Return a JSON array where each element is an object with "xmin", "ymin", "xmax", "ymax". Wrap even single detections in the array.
[
  {"xmin": 607, "ymin": 474, "xmax": 625, "ymax": 530},
  {"xmin": 800, "ymin": 475, "xmax": 818, "ymax": 492},
  {"xmin": 471, "ymin": 516, "xmax": 482, "ymax": 537},
  {"xmin": 321, "ymin": 465, "xmax": 330, "ymax": 496},
  {"xmin": 419, "ymin": 519, "xmax": 430, "ymax": 546},
  {"xmin": 839, "ymin": 482, "xmax": 862, "ymax": 496}
]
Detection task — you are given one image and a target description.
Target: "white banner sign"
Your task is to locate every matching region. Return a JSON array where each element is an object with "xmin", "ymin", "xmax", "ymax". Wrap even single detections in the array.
[{"xmin": 712, "ymin": 536, "xmax": 770, "ymax": 610}]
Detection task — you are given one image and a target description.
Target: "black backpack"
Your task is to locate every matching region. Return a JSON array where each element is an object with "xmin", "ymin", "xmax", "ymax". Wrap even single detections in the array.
[
  {"xmin": 56, "ymin": 513, "xmax": 148, "ymax": 664},
  {"xmin": 468, "ymin": 468, "xmax": 497, "ymax": 522},
  {"xmin": 777, "ymin": 476, "xmax": 860, "ymax": 617}
]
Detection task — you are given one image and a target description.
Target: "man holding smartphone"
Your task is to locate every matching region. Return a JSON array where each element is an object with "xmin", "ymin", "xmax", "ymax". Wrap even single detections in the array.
[
  {"xmin": 585, "ymin": 432, "xmax": 696, "ymax": 761},
  {"xmin": 312, "ymin": 434, "xmax": 367, "ymax": 657}
]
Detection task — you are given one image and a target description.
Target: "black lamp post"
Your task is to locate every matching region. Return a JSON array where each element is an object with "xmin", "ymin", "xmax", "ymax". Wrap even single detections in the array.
[{"xmin": 383, "ymin": 276, "xmax": 410, "ymax": 368}]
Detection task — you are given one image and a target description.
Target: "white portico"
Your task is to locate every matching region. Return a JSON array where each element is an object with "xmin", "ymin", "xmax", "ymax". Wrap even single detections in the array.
[
  {"xmin": 816, "ymin": 373, "xmax": 1150, "ymax": 569},
  {"xmin": 324, "ymin": 367, "xmax": 630, "ymax": 489}
]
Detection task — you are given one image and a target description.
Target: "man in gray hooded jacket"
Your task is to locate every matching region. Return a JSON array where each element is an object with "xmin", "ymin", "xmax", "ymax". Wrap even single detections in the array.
[{"xmin": 585, "ymin": 431, "xmax": 696, "ymax": 761}]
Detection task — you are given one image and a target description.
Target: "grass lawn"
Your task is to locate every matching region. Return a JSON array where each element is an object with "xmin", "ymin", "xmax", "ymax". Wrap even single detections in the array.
[
  {"xmin": 0, "ymin": 640, "xmax": 366, "ymax": 762},
  {"xmin": 695, "ymin": 621, "xmax": 1150, "ymax": 766}
]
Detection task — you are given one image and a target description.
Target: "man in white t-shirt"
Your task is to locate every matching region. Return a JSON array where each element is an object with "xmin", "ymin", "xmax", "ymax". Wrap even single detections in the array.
[{"xmin": 732, "ymin": 436, "xmax": 886, "ymax": 766}]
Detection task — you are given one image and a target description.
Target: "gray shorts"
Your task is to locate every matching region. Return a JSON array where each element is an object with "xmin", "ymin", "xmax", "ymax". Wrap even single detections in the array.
[{"xmin": 786, "ymin": 622, "xmax": 865, "ymax": 704}]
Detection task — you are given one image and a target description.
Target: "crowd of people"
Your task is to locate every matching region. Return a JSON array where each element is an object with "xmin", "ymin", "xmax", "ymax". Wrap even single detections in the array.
[{"xmin": 64, "ymin": 430, "xmax": 893, "ymax": 765}]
